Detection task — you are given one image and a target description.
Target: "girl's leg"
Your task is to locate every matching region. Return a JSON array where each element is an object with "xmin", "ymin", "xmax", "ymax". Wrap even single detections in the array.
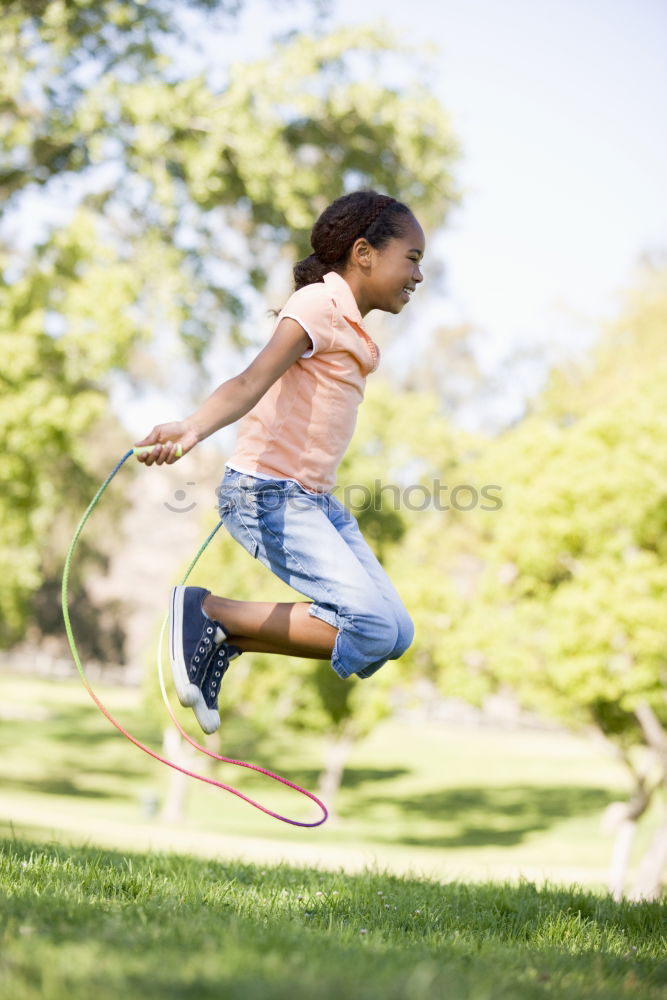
[
  {"xmin": 215, "ymin": 479, "xmax": 410, "ymax": 677},
  {"xmin": 202, "ymin": 594, "xmax": 336, "ymax": 659},
  {"xmin": 322, "ymin": 496, "xmax": 414, "ymax": 677}
]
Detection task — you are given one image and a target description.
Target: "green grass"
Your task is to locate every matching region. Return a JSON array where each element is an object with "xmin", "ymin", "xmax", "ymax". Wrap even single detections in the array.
[
  {"xmin": 1, "ymin": 673, "xmax": 660, "ymax": 886},
  {"xmin": 1, "ymin": 674, "xmax": 662, "ymax": 886},
  {"xmin": 1, "ymin": 838, "xmax": 665, "ymax": 1000}
]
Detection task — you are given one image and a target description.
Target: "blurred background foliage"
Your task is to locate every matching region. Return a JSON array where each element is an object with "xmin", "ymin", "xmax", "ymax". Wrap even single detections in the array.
[{"xmin": 1, "ymin": 0, "xmax": 666, "ymax": 896}]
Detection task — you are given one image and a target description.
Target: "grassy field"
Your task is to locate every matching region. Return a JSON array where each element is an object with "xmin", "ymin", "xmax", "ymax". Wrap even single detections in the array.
[
  {"xmin": 1, "ymin": 838, "xmax": 665, "ymax": 1000},
  {"xmin": 0, "ymin": 673, "xmax": 661, "ymax": 886}
]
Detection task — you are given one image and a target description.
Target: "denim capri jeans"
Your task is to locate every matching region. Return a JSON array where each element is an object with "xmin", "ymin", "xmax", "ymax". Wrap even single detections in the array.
[{"xmin": 216, "ymin": 469, "xmax": 414, "ymax": 679}]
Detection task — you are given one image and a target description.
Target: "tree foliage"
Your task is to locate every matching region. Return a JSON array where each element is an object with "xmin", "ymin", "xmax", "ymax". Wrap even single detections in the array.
[
  {"xmin": 2, "ymin": 7, "xmax": 461, "ymax": 350},
  {"xmin": 329, "ymin": 258, "xmax": 667, "ymax": 889},
  {"xmin": 396, "ymin": 260, "xmax": 667, "ymax": 891},
  {"xmin": 404, "ymin": 262, "xmax": 667, "ymax": 738}
]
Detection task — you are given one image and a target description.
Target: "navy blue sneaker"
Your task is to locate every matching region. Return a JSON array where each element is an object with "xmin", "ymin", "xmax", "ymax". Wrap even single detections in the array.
[
  {"xmin": 169, "ymin": 586, "xmax": 240, "ymax": 729},
  {"xmin": 192, "ymin": 639, "xmax": 241, "ymax": 734}
]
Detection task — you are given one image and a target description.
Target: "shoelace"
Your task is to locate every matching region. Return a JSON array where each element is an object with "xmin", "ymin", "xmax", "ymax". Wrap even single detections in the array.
[
  {"xmin": 190, "ymin": 623, "xmax": 219, "ymax": 681},
  {"xmin": 205, "ymin": 643, "xmax": 230, "ymax": 705}
]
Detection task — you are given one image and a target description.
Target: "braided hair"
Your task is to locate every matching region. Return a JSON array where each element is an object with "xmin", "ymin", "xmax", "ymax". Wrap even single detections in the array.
[{"xmin": 293, "ymin": 190, "xmax": 413, "ymax": 290}]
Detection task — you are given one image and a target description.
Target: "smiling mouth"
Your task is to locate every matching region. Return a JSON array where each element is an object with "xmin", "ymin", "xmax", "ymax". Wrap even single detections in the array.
[{"xmin": 402, "ymin": 287, "xmax": 415, "ymax": 300}]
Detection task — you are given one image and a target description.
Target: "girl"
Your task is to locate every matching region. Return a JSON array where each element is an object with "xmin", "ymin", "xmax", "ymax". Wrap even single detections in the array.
[{"xmin": 136, "ymin": 190, "xmax": 425, "ymax": 734}]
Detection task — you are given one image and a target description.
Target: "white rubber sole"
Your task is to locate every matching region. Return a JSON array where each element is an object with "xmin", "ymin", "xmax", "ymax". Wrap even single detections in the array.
[
  {"xmin": 192, "ymin": 698, "xmax": 221, "ymax": 735},
  {"xmin": 169, "ymin": 586, "xmax": 199, "ymax": 708}
]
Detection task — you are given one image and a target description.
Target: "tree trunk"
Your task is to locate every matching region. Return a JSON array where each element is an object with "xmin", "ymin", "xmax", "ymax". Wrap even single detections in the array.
[
  {"xmin": 605, "ymin": 813, "xmax": 639, "ymax": 902},
  {"xmin": 160, "ymin": 726, "xmax": 191, "ymax": 824},
  {"xmin": 317, "ymin": 725, "xmax": 355, "ymax": 822},
  {"xmin": 629, "ymin": 812, "xmax": 667, "ymax": 900},
  {"xmin": 602, "ymin": 783, "xmax": 652, "ymax": 900},
  {"xmin": 629, "ymin": 702, "xmax": 667, "ymax": 898}
]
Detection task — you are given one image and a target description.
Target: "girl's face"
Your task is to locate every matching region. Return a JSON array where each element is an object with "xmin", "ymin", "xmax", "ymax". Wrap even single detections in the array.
[{"xmin": 354, "ymin": 215, "xmax": 426, "ymax": 316}]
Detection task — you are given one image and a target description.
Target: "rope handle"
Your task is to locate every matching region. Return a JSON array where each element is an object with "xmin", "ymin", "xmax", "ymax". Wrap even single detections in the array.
[
  {"xmin": 61, "ymin": 449, "xmax": 328, "ymax": 828},
  {"xmin": 133, "ymin": 444, "xmax": 183, "ymax": 458}
]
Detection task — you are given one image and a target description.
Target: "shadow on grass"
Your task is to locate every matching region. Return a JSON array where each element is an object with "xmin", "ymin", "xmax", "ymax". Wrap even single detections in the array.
[
  {"xmin": 349, "ymin": 784, "xmax": 618, "ymax": 847},
  {"xmin": 330, "ymin": 767, "xmax": 410, "ymax": 788},
  {"xmin": 0, "ymin": 775, "xmax": 115, "ymax": 798},
  {"xmin": 219, "ymin": 755, "xmax": 618, "ymax": 849},
  {"xmin": 0, "ymin": 715, "xmax": 160, "ymax": 755}
]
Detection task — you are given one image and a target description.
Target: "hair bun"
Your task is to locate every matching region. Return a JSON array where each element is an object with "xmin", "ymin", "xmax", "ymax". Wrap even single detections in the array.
[
  {"xmin": 293, "ymin": 252, "xmax": 329, "ymax": 289},
  {"xmin": 309, "ymin": 243, "xmax": 336, "ymax": 265}
]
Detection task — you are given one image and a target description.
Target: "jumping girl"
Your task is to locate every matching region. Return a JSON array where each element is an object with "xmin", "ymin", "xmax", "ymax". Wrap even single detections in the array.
[{"xmin": 135, "ymin": 190, "xmax": 425, "ymax": 734}]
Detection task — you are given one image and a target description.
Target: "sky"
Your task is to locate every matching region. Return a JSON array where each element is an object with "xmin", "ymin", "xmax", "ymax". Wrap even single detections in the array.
[{"xmin": 172, "ymin": 0, "xmax": 667, "ymax": 430}]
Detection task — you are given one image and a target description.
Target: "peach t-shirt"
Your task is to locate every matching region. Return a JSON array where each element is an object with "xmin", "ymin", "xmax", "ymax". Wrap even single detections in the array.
[{"xmin": 228, "ymin": 271, "xmax": 380, "ymax": 493}]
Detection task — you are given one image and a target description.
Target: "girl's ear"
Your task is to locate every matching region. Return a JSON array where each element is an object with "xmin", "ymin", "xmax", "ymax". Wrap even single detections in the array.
[{"xmin": 349, "ymin": 237, "xmax": 374, "ymax": 270}]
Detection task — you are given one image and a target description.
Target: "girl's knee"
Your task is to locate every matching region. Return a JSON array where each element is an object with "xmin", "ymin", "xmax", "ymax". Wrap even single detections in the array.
[
  {"xmin": 334, "ymin": 603, "xmax": 412, "ymax": 677},
  {"xmin": 360, "ymin": 607, "xmax": 413, "ymax": 662},
  {"xmin": 390, "ymin": 612, "xmax": 414, "ymax": 659},
  {"xmin": 372, "ymin": 614, "xmax": 400, "ymax": 662},
  {"xmin": 349, "ymin": 606, "xmax": 399, "ymax": 663},
  {"xmin": 352, "ymin": 613, "xmax": 413, "ymax": 679}
]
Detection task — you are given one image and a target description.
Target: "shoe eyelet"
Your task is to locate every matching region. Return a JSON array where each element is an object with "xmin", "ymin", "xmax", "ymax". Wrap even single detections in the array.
[
  {"xmin": 215, "ymin": 670, "xmax": 221, "ymax": 677},
  {"xmin": 194, "ymin": 656, "xmax": 199, "ymax": 663},
  {"xmin": 207, "ymin": 626, "xmax": 212, "ymax": 633}
]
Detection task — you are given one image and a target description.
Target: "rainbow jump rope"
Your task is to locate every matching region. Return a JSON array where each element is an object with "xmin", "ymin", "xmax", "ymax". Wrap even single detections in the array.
[{"xmin": 61, "ymin": 446, "xmax": 328, "ymax": 828}]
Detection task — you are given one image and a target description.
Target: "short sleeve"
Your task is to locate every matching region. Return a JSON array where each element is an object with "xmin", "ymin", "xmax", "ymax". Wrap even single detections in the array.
[{"xmin": 276, "ymin": 283, "xmax": 336, "ymax": 358}]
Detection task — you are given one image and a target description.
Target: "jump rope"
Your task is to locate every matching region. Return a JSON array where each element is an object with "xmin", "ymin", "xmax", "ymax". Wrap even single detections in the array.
[{"xmin": 61, "ymin": 447, "xmax": 328, "ymax": 827}]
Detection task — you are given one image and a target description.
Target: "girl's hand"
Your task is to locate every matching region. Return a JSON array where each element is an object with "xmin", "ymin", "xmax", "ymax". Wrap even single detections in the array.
[{"xmin": 134, "ymin": 421, "xmax": 198, "ymax": 465}]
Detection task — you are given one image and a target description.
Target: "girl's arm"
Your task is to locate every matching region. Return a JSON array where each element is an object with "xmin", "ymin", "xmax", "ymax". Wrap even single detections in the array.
[{"xmin": 135, "ymin": 318, "xmax": 310, "ymax": 465}]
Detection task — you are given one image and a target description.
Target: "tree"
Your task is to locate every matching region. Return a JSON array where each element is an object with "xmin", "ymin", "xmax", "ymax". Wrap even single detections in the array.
[
  {"xmin": 2, "ymin": 7, "xmax": 461, "ymax": 351},
  {"xmin": 0, "ymin": 208, "xmax": 151, "ymax": 645},
  {"xmin": 403, "ymin": 259, "xmax": 667, "ymax": 897}
]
